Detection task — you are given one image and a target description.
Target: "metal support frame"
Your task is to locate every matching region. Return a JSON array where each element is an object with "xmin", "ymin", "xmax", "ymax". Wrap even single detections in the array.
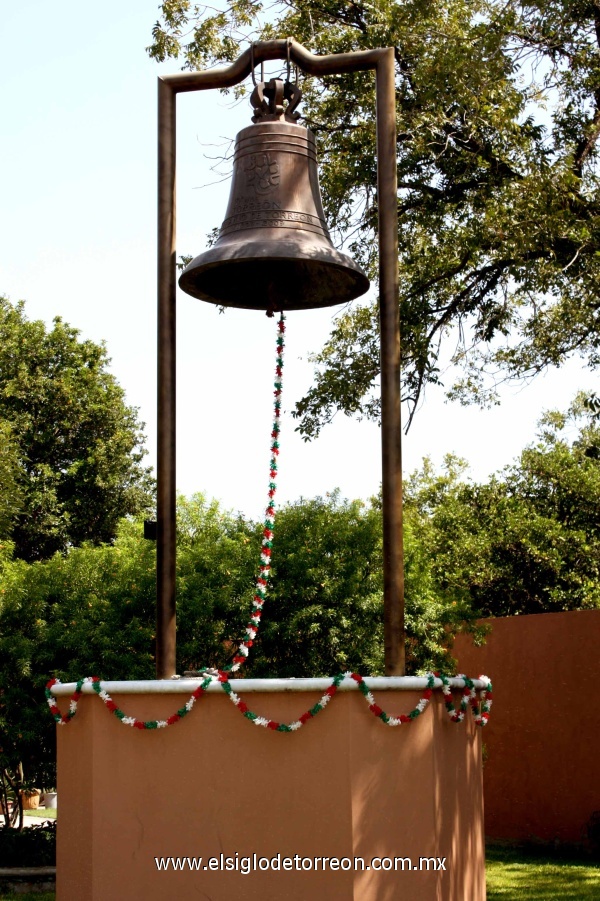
[{"xmin": 156, "ymin": 39, "xmax": 404, "ymax": 678}]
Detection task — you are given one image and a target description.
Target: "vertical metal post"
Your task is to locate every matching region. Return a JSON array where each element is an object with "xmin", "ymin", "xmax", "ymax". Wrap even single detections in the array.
[
  {"xmin": 376, "ymin": 50, "xmax": 405, "ymax": 675},
  {"xmin": 156, "ymin": 79, "xmax": 177, "ymax": 678}
]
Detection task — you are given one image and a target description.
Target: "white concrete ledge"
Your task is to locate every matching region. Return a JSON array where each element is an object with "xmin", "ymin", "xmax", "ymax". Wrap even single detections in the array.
[{"xmin": 51, "ymin": 675, "xmax": 489, "ymax": 695}]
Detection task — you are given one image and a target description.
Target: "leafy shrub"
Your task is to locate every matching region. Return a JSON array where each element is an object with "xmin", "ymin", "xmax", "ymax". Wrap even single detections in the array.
[{"xmin": 0, "ymin": 822, "xmax": 56, "ymax": 867}]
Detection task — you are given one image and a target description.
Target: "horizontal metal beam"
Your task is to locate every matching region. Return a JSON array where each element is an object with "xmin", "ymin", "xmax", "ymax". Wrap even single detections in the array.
[{"xmin": 159, "ymin": 40, "xmax": 389, "ymax": 93}]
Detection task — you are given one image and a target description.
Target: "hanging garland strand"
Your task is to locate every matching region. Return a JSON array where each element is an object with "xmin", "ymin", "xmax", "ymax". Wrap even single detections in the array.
[
  {"xmin": 226, "ymin": 311, "xmax": 285, "ymax": 675},
  {"xmin": 438, "ymin": 672, "xmax": 493, "ymax": 726},
  {"xmin": 44, "ymin": 313, "xmax": 289, "ymax": 731},
  {"xmin": 220, "ymin": 671, "xmax": 493, "ymax": 731},
  {"xmin": 45, "ymin": 675, "xmax": 213, "ymax": 730},
  {"xmin": 44, "ymin": 311, "xmax": 493, "ymax": 733},
  {"xmin": 46, "ymin": 674, "xmax": 493, "ymax": 731}
]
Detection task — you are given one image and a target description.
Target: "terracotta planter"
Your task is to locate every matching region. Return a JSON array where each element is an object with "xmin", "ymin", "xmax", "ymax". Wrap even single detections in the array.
[{"xmin": 20, "ymin": 790, "xmax": 41, "ymax": 811}]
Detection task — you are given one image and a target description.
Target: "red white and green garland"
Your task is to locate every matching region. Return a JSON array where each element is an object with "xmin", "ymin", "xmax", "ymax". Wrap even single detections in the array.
[
  {"xmin": 219, "ymin": 671, "xmax": 492, "ymax": 732},
  {"xmin": 45, "ymin": 675, "xmax": 214, "ymax": 730},
  {"xmin": 46, "ymin": 672, "xmax": 492, "ymax": 732},
  {"xmin": 226, "ymin": 313, "xmax": 285, "ymax": 675},
  {"xmin": 45, "ymin": 312, "xmax": 493, "ymax": 733}
]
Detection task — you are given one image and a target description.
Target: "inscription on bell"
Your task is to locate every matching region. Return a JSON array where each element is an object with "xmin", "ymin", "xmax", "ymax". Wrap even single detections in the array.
[
  {"xmin": 244, "ymin": 152, "xmax": 280, "ymax": 195},
  {"xmin": 232, "ymin": 198, "xmax": 282, "ymax": 214},
  {"xmin": 220, "ymin": 207, "xmax": 329, "ymax": 238}
]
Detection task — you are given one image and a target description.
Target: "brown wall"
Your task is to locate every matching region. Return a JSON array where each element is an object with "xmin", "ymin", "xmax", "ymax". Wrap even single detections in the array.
[
  {"xmin": 57, "ymin": 687, "xmax": 484, "ymax": 900},
  {"xmin": 454, "ymin": 609, "xmax": 600, "ymax": 845}
]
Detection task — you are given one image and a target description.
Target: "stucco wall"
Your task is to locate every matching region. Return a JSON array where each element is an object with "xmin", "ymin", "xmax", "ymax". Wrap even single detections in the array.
[
  {"xmin": 454, "ymin": 609, "xmax": 600, "ymax": 845},
  {"xmin": 56, "ymin": 686, "xmax": 485, "ymax": 900}
]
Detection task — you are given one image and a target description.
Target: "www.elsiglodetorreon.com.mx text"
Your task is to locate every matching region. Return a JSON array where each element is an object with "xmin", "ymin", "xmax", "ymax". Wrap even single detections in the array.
[{"xmin": 155, "ymin": 853, "xmax": 447, "ymax": 874}]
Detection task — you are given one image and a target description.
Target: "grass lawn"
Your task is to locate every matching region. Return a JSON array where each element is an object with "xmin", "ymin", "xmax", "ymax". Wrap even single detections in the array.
[
  {"xmin": 23, "ymin": 809, "xmax": 57, "ymax": 820},
  {"xmin": 0, "ymin": 848, "xmax": 598, "ymax": 900},
  {"xmin": 486, "ymin": 846, "xmax": 600, "ymax": 899},
  {"xmin": 0, "ymin": 892, "xmax": 56, "ymax": 901}
]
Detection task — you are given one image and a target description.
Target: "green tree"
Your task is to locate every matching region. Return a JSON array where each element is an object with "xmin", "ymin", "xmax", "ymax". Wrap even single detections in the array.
[
  {"xmin": 405, "ymin": 399, "xmax": 600, "ymax": 617},
  {"xmin": 0, "ymin": 525, "xmax": 156, "ymax": 803},
  {"xmin": 403, "ymin": 477, "xmax": 484, "ymax": 670},
  {"xmin": 0, "ymin": 297, "xmax": 154, "ymax": 561},
  {"xmin": 227, "ymin": 491, "xmax": 478, "ymax": 677},
  {"xmin": 0, "ymin": 423, "xmax": 22, "ymax": 540},
  {"xmin": 246, "ymin": 494, "xmax": 386, "ymax": 677},
  {"xmin": 0, "ymin": 492, "xmax": 478, "ymax": 796},
  {"xmin": 0, "ymin": 497, "xmax": 258, "ymax": 800},
  {"xmin": 173, "ymin": 494, "xmax": 260, "ymax": 671},
  {"xmin": 149, "ymin": 0, "xmax": 600, "ymax": 432}
]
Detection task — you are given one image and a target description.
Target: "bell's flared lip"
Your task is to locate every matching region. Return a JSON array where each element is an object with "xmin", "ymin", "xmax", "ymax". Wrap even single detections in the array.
[{"xmin": 178, "ymin": 238, "xmax": 370, "ymax": 311}]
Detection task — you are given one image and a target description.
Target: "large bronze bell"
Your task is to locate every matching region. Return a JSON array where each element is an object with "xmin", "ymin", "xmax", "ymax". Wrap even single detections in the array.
[{"xmin": 179, "ymin": 77, "xmax": 370, "ymax": 312}]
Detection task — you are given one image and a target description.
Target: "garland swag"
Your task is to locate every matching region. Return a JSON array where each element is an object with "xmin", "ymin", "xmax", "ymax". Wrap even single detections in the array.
[{"xmin": 46, "ymin": 313, "xmax": 493, "ymax": 733}]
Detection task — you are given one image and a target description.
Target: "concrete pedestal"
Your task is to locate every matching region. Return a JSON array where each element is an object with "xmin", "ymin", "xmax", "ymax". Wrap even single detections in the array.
[{"xmin": 55, "ymin": 679, "xmax": 485, "ymax": 900}]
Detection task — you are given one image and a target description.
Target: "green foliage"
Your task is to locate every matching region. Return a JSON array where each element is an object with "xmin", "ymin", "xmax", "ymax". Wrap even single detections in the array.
[
  {"xmin": 405, "ymin": 397, "xmax": 600, "ymax": 617},
  {"xmin": 0, "ymin": 424, "xmax": 22, "ymax": 541},
  {"xmin": 0, "ymin": 498, "xmax": 259, "ymax": 788},
  {"xmin": 174, "ymin": 494, "xmax": 259, "ymax": 671},
  {"xmin": 242, "ymin": 492, "xmax": 476, "ymax": 677},
  {"xmin": 148, "ymin": 1, "xmax": 600, "ymax": 433},
  {"xmin": 0, "ymin": 523, "xmax": 158, "ymax": 789},
  {"xmin": 0, "ymin": 491, "xmax": 477, "ymax": 791},
  {"xmin": 0, "ymin": 298, "xmax": 154, "ymax": 561},
  {"xmin": 246, "ymin": 494, "xmax": 386, "ymax": 677},
  {"xmin": 5, "ymin": 391, "xmax": 594, "ymax": 793},
  {"xmin": 403, "ymin": 514, "xmax": 485, "ymax": 674},
  {"xmin": 0, "ymin": 822, "xmax": 56, "ymax": 867}
]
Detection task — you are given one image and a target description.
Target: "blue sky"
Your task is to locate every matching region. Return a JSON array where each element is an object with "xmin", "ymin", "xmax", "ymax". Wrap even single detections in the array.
[{"xmin": 1, "ymin": 0, "xmax": 593, "ymax": 518}]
